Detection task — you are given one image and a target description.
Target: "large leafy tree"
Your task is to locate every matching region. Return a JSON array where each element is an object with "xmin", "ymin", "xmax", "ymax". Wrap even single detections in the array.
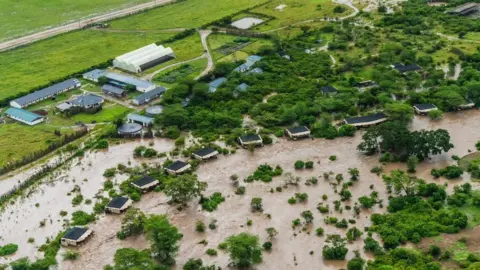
[
  {"xmin": 104, "ymin": 248, "xmax": 163, "ymax": 270},
  {"xmin": 382, "ymin": 170, "xmax": 421, "ymax": 197},
  {"xmin": 117, "ymin": 208, "xmax": 146, "ymax": 239},
  {"xmin": 385, "ymin": 103, "xmax": 414, "ymax": 124},
  {"xmin": 163, "ymin": 174, "xmax": 207, "ymax": 205},
  {"xmin": 144, "ymin": 215, "xmax": 183, "ymax": 266},
  {"xmin": 225, "ymin": 232, "xmax": 262, "ymax": 268}
]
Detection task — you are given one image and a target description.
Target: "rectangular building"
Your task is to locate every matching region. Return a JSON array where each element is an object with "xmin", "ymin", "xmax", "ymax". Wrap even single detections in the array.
[
  {"xmin": 132, "ymin": 87, "xmax": 166, "ymax": 106},
  {"xmin": 10, "ymin": 79, "xmax": 81, "ymax": 108},
  {"xmin": 113, "ymin": 44, "xmax": 176, "ymax": 73},
  {"xmin": 127, "ymin": 113, "xmax": 154, "ymax": 126},
  {"xmin": 102, "ymin": 84, "xmax": 126, "ymax": 98},
  {"xmin": 4, "ymin": 107, "xmax": 44, "ymax": 126},
  {"xmin": 344, "ymin": 113, "xmax": 387, "ymax": 128}
]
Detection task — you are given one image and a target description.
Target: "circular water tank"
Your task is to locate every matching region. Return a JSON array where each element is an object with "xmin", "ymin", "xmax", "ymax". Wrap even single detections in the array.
[
  {"xmin": 146, "ymin": 105, "xmax": 164, "ymax": 116},
  {"xmin": 118, "ymin": 123, "xmax": 143, "ymax": 134}
]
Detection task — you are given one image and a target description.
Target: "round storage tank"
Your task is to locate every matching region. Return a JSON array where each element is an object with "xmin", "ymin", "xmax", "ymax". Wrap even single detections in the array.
[
  {"xmin": 146, "ymin": 105, "xmax": 164, "ymax": 116},
  {"xmin": 118, "ymin": 123, "xmax": 143, "ymax": 135}
]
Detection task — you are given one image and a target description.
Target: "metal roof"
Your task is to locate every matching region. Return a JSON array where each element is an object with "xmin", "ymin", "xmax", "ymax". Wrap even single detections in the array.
[
  {"xmin": 234, "ymin": 55, "xmax": 263, "ymax": 72},
  {"xmin": 63, "ymin": 227, "xmax": 89, "ymax": 241},
  {"xmin": 345, "ymin": 113, "xmax": 387, "ymax": 124},
  {"xmin": 414, "ymin": 104, "xmax": 437, "ymax": 110},
  {"xmin": 70, "ymin": 94, "xmax": 104, "ymax": 108},
  {"xmin": 11, "ymin": 79, "xmax": 80, "ymax": 107},
  {"xmin": 105, "ymin": 72, "xmax": 155, "ymax": 90},
  {"xmin": 248, "ymin": 67, "xmax": 264, "ymax": 74},
  {"xmin": 83, "ymin": 69, "xmax": 106, "ymax": 81},
  {"xmin": 118, "ymin": 123, "xmax": 143, "ymax": 134},
  {"xmin": 133, "ymin": 87, "xmax": 166, "ymax": 103},
  {"xmin": 239, "ymin": 134, "xmax": 262, "ymax": 142},
  {"xmin": 286, "ymin": 126, "xmax": 310, "ymax": 134},
  {"xmin": 237, "ymin": 83, "xmax": 249, "ymax": 91},
  {"xmin": 107, "ymin": 197, "xmax": 130, "ymax": 209},
  {"xmin": 167, "ymin": 160, "xmax": 189, "ymax": 171},
  {"xmin": 5, "ymin": 107, "xmax": 43, "ymax": 123},
  {"xmin": 132, "ymin": 176, "xmax": 157, "ymax": 187},
  {"xmin": 102, "ymin": 84, "xmax": 126, "ymax": 95},
  {"xmin": 127, "ymin": 113, "xmax": 154, "ymax": 124},
  {"xmin": 320, "ymin": 86, "xmax": 337, "ymax": 93},
  {"xmin": 194, "ymin": 148, "xmax": 217, "ymax": 157},
  {"xmin": 209, "ymin": 77, "xmax": 227, "ymax": 89}
]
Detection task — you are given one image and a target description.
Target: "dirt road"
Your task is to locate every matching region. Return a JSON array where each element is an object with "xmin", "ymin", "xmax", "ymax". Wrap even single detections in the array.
[{"xmin": 0, "ymin": 0, "xmax": 175, "ymax": 52}]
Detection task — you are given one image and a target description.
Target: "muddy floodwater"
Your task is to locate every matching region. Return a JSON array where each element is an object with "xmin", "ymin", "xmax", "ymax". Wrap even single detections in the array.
[{"xmin": 2, "ymin": 110, "xmax": 480, "ymax": 269}]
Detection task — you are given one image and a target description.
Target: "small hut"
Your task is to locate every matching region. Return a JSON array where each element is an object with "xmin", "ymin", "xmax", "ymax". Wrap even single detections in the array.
[
  {"xmin": 413, "ymin": 104, "xmax": 437, "ymax": 115},
  {"xmin": 61, "ymin": 227, "xmax": 93, "ymax": 247},
  {"xmin": 105, "ymin": 197, "xmax": 133, "ymax": 214},
  {"xmin": 131, "ymin": 176, "xmax": 159, "ymax": 192},
  {"xmin": 192, "ymin": 148, "xmax": 219, "ymax": 161},
  {"xmin": 165, "ymin": 161, "xmax": 191, "ymax": 175},
  {"xmin": 285, "ymin": 126, "xmax": 311, "ymax": 139},
  {"xmin": 238, "ymin": 134, "xmax": 263, "ymax": 148}
]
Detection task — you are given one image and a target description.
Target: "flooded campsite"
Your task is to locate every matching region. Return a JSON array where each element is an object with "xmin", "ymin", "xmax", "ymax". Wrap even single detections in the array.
[{"xmin": 0, "ymin": 110, "xmax": 479, "ymax": 269}]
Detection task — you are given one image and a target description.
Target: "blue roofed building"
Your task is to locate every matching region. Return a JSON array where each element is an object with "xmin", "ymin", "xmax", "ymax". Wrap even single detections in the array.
[
  {"xmin": 82, "ymin": 69, "xmax": 106, "ymax": 82},
  {"xmin": 127, "ymin": 113, "xmax": 154, "ymax": 126},
  {"xmin": 248, "ymin": 67, "xmax": 264, "ymax": 74},
  {"xmin": 5, "ymin": 107, "xmax": 44, "ymax": 126},
  {"xmin": 234, "ymin": 55, "xmax": 263, "ymax": 73},
  {"xmin": 132, "ymin": 87, "xmax": 166, "ymax": 106},
  {"xmin": 208, "ymin": 77, "xmax": 227, "ymax": 93},
  {"xmin": 10, "ymin": 79, "xmax": 81, "ymax": 108},
  {"xmin": 82, "ymin": 69, "xmax": 156, "ymax": 92}
]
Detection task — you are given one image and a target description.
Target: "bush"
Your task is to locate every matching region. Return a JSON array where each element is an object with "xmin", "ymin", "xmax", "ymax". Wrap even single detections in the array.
[
  {"xmin": 295, "ymin": 192, "xmax": 308, "ymax": 202},
  {"xmin": 103, "ymin": 168, "xmax": 116, "ymax": 178},
  {"xmin": 247, "ymin": 164, "xmax": 283, "ymax": 182},
  {"xmin": 323, "ymin": 235, "xmax": 348, "ymax": 260},
  {"xmin": 71, "ymin": 211, "xmax": 95, "ymax": 225},
  {"xmin": 364, "ymin": 236, "xmax": 384, "ymax": 255},
  {"xmin": 71, "ymin": 194, "xmax": 83, "ymax": 206},
  {"xmin": 288, "ymin": 197, "xmax": 297, "ymax": 204},
  {"xmin": 428, "ymin": 109, "xmax": 443, "ymax": 120},
  {"xmin": 316, "ymin": 227, "xmax": 324, "ymax": 236},
  {"xmin": 305, "ymin": 161, "xmax": 314, "ymax": 169},
  {"xmin": 196, "ymin": 221, "xmax": 206, "ymax": 232},
  {"xmin": 0, "ymin": 244, "xmax": 18, "ymax": 256},
  {"xmin": 62, "ymin": 251, "xmax": 79, "ymax": 261},
  {"xmin": 251, "ymin": 197, "xmax": 263, "ymax": 212},
  {"xmin": 95, "ymin": 139, "xmax": 109, "ymax": 149},
  {"xmin": 164, "ymin": 126, "xmax": 181, "ymax": 139},
  {"xmin": 200, "ymin": 192, "xmax": 225, "ymax": 212},
  {"xmin": 294, "ymin": 160, "xmax": 305, "ymax": 169},
  {"xmin": 329, "ymin": 155, "xmax": 337, "ymax": 161},
  {"xmin": 429, "ymin": 245, "xmax": 441, "ymax": 257},
  {"xmin": 347, "ymin": 256, "xmax": 365, "ymax": 270},
  {"xmin": 262, "ymin": 242, "xmax": 272, "ymax": 251},
  {"xmin": 431, "ymin": 166, "xmax": 463, "ymax": 179},
  {"xmin": 206, "ymin": 249, "xmax": 217, "ymax": 256}
]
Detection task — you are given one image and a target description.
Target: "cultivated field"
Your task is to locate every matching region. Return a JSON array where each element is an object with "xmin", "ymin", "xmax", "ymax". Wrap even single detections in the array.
[
  {"xmin": 0, "ymin": 31, "xmax": 173, "ymax": 102},
  {"xmin": 108, "ymin": 0, "xmax": 260, "ymax": 30},
  {"xmin": 0, "ymin": 0, "xmax": 151, "ymax": 41}
]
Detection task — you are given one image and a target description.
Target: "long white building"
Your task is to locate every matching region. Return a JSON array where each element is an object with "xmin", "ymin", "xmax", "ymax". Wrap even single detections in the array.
[{"xmin": 113, "ymin": 44, "xmax": 175, "ymax": 73}]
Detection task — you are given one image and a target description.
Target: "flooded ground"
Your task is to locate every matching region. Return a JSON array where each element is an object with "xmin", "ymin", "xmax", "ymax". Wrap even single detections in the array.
[{"xmin": 2, "ymin": 110, "xmax": 480, "ymax": 269}]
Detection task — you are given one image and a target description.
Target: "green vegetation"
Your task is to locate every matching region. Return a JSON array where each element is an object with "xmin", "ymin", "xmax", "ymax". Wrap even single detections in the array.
[
  {"xmin": 0, "ymin": 244, "xmax": 18, "ymax": 256},
  {"xmin": 117, "ymin": 208, "xmax": 146, "ymax": 240},
  {"xmin": 163, "ymin": 174, "xmax": 207, "ymax": 205},
  {"xmin": 200, "ymin": 192, "xmax": 225, "ymax": 212},
  {"xmin": 245, "ymin": 164, "xmax": 282, "ymax": 182},
  {"xmin": 105, "ymin": 248, "xmax": 158, "ymax": 270},
  {"xmin": 144, "ymin": 215, "xmax": 183, "ymax": 266},
  {"xmin": 367, "ymin": 248, "xmax": 440, "ymax": 269},
  {"xmin": 225, "ymin": 232, "xmax": 262, "ymax": 268},
  {"xmin": 0, "ymin": 0, "xmax": 151, "ymax": 40},
  {"xmin": 71, "ymin": 210, "xmax": 95, "ymax": 225}
]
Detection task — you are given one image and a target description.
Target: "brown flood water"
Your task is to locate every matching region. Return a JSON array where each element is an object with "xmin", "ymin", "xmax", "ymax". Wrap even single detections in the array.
[{"xmin": 2, "ymin": 110, "xmax": 480, "ymax": 269}]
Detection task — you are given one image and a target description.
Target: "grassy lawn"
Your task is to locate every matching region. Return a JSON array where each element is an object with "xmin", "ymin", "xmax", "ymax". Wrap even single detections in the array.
[
  {"xmin": 153, "ymin": 58, "xmax": 207, "ymax": 88},
  {"xmin": 109, "ymin": 0, "xmax": 260, "ymax": 30},
  {"xmin": 0, "ymin": 0, "xmax": 151, "ymax": 41},
  {"xmin": 48, "ymin": 103, "xmax": 132, "ymax": 126},
  {"xmin": 0, "ymin": 123, "xmax": 74, "ymax": 167},
  {"xmin": 218, "ymin": 51, "xmax": 250, "ymax": 63},
  {"xmin": 251, "ymin": 0, "xmax": 351, "ymax": 32},
  {"xmin": 0, "ymin": 30, "xmax": 173, "ymax": 102}
]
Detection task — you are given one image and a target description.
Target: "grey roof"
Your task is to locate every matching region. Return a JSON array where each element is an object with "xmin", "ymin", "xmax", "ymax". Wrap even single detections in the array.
[
  {"xmin": 286, "ymin": 126, "xmax": 310, "ymax": 134},
  {"xmin": 127, "ymin": 113, "xmax": 154, "ymax": 124},
  {"xmin": 105, "ymin": 72, "xmax": 155, "ymax": 90},
  {"xmin": 248, "ymin": 67, "xmax": 264, "ymax": 74},
  {"xmin": 209, "ymin": 78, "xmax": 227, "ymax": 90},
  {"xmin": 12, "ymin": 79, "xmax": 80, "ymax": 107},
  {"xmin": 102, "ymin": 84, "xmax": 126, "ymax": 95},
  {"xmin": 133, "ymin": 87, "xmax": 166, "ymax": 103},
  {"xmin": 234, "ymin": 55, "xmax": 263, "ymax": 72},
  {"xmin": 56, "ymin": 102, "xmax": 73, "ymax": 111},
  {"xmin": 239, "ymin": 134, "xmax": 262, "ymax": 142},
  {"xmin": 5, "ymin": 107, "xmax": 43, "ymax": 123},
  {"xmin": 320, "ymin": 86, "xmax": 337, "ymax": 93},
  {"xmin": 451, "ymin": 2, "xmax": 478, "ymax": 13},
  {"xmin": 393, "ymin": 64, "xmax": 422, "ymax": 73},
  {"xmin": 166, "ymin": 160, "xmax": 189, "ymax": 171},
  {"xmin": 70, "ymin": 94, "xmax": 104, "ymax": 108},
  {"xmin": 63, "ymin": 227, "xmax": 89, "ymax": 241},
  {"xmin": 107, "ymin": 197, "xmax": 130, "ymax": 209},
  {"xmin": 194, "ymin": 148, "xmax": 217, "ymax": 157},
  {"xmin": 414, "ymin": 104, "xmax": 437, "ymax": 110},
  {"xmin": 132, "ymin": 176, "xmax": 157, "ymax": 188},
  {"xmin": 237, "ymin": 83, "xmax": 249, "ymax": 91},
  {"xmin": 83, "ymin": 69, "xmax": 106, "ymax": 81},
  {"xmin": 118, "ymin": 123, "xmax": 143, "ymax": 134},
  {"xmin": 345, "ymin": 113, "xmax": 387, "ymax": 125}
]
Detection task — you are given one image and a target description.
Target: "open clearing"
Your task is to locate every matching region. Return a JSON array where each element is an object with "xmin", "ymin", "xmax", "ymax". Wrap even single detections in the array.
[
  {"xmin": 108, "ymin": 0, "xmax": 260, "ymax": 30},
  {"xmin": 0, "ymin": 0, "xmax": 152, "ymax": 41},
  {"xmin": 0, "ymin": 31, "xmax": 173, "ymax": 102}
]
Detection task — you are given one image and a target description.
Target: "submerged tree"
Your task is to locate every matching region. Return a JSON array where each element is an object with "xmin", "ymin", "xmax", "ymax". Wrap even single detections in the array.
[
  {"xmin": 163, "ymin": 174, "xmax": 207, "ymax": 206},
  {"xmin": 144, "ymin": 215, "xmax": 183, "ymax": 266},
  {"xmin": 225, "ymin": 233, "xmax": 262, "ymax": 268}
]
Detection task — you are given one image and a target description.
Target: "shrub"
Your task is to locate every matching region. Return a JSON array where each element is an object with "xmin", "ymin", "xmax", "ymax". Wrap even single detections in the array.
[
  {"xmin": 329, "ymin": 155, "xmax": 337, "ymax": 161},
  {"xmin": 62, "ymin": 251, "xmax": 79, "ymax": 261},
  {"xmin": 196, "ymin": 221, "xmax": 206, "ymax": 232},
  {"xmin": 200, "ymin": 192, "xmax": 225, "ymax": 212},
  {"xmin": 71, "ymin": 194, "xmax": 83, "ymax": 206},
  {"xmin": 218, "ymin": 242, "xmax": 228, "ymax": 250},
  {"xmin": 305, "ymin": 161, "xmax": 314, "ymax": 169},
  {"xmin": 428, "ymin": 109, "xmax": 443, "ymax": 120},
  {"xmin": 364, "ymin": 236, "xmax": 384, "ymax": 255},
  {"xmin": 251, "ymin": 197, "xmax": 263, "ymax": 212},
  {"xmin": 71, "ymin": 211, "xmax": 95, "ymax": 225},
  {"xmin": 316, "ymin": 227, "xmax": 324, "ymax": 236},
  {"xmin": 164, "ymin": 126, "xmax": 181, "ymax": 139},
  {"xmin": 0, "ymin": 244, "xmax": 18, "ymax": 256},
  {"xmin": 288, "ymin": 197, "xmax": 297, "ymax": 204},
  {"xmin": 323, "ymin": 235, "xmax": 348, "ymax": 260},
  {"xmin": 235, "ymin": 186, "xmax": 246, "ymax": 195},
  {"xmin": 262, "ymin": 242, "xmax": 272, "ymax": 251},
  {"xmin": 206, "ymin": 249, "xmax": 217, "ymax": 256},
  {"xmin": 295, "ymin": 193, "xmax": 308, "ymax": 202},
  {"xmin": 346, "ymin": 227, "xmax": 363, "ymax": 242},
  {"xmin": 429, "ymin": 245, "xmax": 441, "ymax": 257},
  {"xmin": 292, "ymin": 218, "xmax": 301, "ymax": 227},
  {"xmin": 143, "ymin": 148, "xmax": 158, "ymax": 158},
  {"xmin": 294, "ymin": 160, "xmax": 305, "ymax": 169},
  {"xmin": 95, "ymin": 139, "xmax": 109, "ymax": 149},
  {"xmin": 431, "ymin": 166, "xmax": 463, "ymax": 179},
  {"xmin": 103, "ymin": 168, "xmax": 117, "ymax": 178}
]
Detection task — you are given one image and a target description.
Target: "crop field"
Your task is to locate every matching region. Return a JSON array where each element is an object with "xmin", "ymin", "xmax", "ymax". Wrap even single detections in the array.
[
  {"xmin": 153, "ymin": 58, "xmax": 207, "ymax": 87},
  {"xmin": 251, "ymin": 0, "xmax": 350, "ymax": 32},
  {"xmin": 0, "ymin": 30, "xmax": 173, "ymax": 102},
  {"xmin": 0, "ymin": 0, "xmax": 151, "ymax": 41},
  {"xmin": 108, "ymin": 0, "xmax": 260, "ymax": 30},
  {"xmin": 0, "ymin": 123, "xmax": 74, "ymax": 167},
  {"xmin": 208, "ymin": 33, "xmax": 274, "ymax": 62}
]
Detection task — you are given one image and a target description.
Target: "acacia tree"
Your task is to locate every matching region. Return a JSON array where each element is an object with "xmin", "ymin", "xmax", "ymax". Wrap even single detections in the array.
[
  {"xmin": 225, "ymin": 233, "xmax": 262, "ymax": 268},
  {"xmin": 105, "ymin": 248, "xmax": 159, "ymax": 270},
  {"xmin": 323, "ymin": 234, "xmax": 348, "ymax": 260},
  {"xmin": 163, "ymin": 174, "xmax": 207, "ymax": 206},
  {"xmin": 382, "ymin": 170, "xmax": 421, "ymax": 197},
  {"xmin": 144, "ymin": 215, "xmax": 183, "ymax": 266}
]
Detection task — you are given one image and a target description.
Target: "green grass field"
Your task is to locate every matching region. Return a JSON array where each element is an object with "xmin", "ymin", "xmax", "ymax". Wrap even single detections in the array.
[
  {"xmin": 153, "ymin": 58, "xmax": 207, "ymax": 87},
  {"xmin": 48, "ymin": 103, "xmax": 132, "ymax": 126},
  {"xmin": 0, "ymin": 0, "xmax": 151, "ymax": 41},
  {"xmin": 0, "ymin": 123, "xmax": 74, "ymax": 167},
  {"xmin": 109, "ymin": 0, "xmax": 260, "ymax": 30},
  {"xmin": 251, "ymin": 0, "xmax": 350, "ymax": 32},
  {"xmin": 0, "ymin": 30, "xmax": 173, "ymax": 102}
]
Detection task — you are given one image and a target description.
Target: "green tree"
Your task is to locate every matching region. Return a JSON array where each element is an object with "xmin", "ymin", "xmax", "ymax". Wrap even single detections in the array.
[
  {"xmin": 117, "ymin": 208, "xmax": 146, "ymax": 239},
  {"xmin": 428, "ymin": 109, "xmax": 443, "ymax": 120},
  {"xmin": 407, "ymin": 155, "xmax": 419, "ymax": 173},
  {"xmin": 385, "ymin": 103, "xmax": 414, "ymax": 124},
  {"xmin": 105, "ymin": 248, "xmax": 160, "ymax": 270},
  {"xmin": 323, "ymin": 234, "xmax": 348, "ymax": 260},
  {"xmin": 382, "ymin": 170, "xmax": 421, "ymax": 197},
  {"xmin": 158, "ymin": 105, "xmax": 189, "ymax": 129},
  {"xmin": 144, "ymin": 215, "xmax": 183, "ymax": 266},
  {"xmin": 225, "ymin": 233, "xmax": 262, "ymax": 268},
  {"xmin": 163, "ymin": 174, "xmax": 207, "ymax": 205}
]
